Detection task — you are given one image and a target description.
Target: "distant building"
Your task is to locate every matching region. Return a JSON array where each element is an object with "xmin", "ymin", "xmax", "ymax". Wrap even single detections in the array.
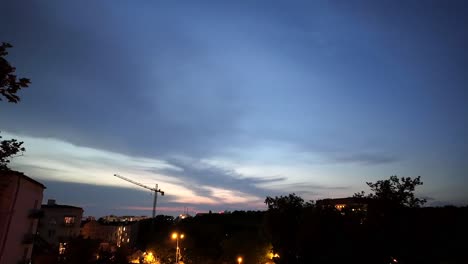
[
  {"xmin": 175, "ymin": 213, "xmax": 192, "ymax": 222},
  {"xmin": 37, "ymin": 199, "xmax": 83, "ymax": 254},
  {"xmin": 100, "ymin": 215, "xmax": 148, "ymax": 223},
  {"xmin": 0, "ymin": 171, "xmax": 45, "ymax": 264},
  {"xmin": 80, "ymin": 220, "xmax": 136, "ymax": 247},
  {"xmin": 316, "ymin": 197, "xmax": 369, "ymax": 212}
]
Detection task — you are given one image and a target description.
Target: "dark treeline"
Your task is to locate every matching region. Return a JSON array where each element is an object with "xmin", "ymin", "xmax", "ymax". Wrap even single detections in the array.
[
  {"xmin": 36, "ymin": 201, "xmax": 468, "ymax": 264},
  {"xmin": 135, "ymin": 211, "xmax": 270, "ymax": 264},
  {"xmin": 127, "ymin": 202, "xmax": 468, "ymax": 264},
  {"xmin": 127, "ymin": 176, "xmax": 468, "ymax": 264},
  {"xmin": 263, "ymin": 196, "xmax": 468, "ymax": 264}
]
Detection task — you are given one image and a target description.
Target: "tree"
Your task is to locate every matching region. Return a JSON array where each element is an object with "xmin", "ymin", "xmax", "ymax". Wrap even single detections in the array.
[
  {"xmin": 62, "ymin": 236, "xmax": 100, "ymax": 264},
  {"xmin": 264, "ymin": 194, "xmax": 313, "ymax": 264},
  {"xmin": 265, "ymin": 193, "xmax": 313, "ymax": 212},
  {"xmin": 0, "ymin": 42, "xmax": 30, "ymax": 171},
  {"xmin": 1, "ymin": 42, "xmax": 30, "ymax": 103},
  {"xmin": 355, "ymin": 175, "xmax": 426, "ymax": 208},
  {"xmin": 0, "ymin": 135, "xmax": 25, "ymax": 171}
]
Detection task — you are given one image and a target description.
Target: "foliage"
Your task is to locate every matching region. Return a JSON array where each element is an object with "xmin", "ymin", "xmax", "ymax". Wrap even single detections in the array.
[
  {"xmin": 263, "ymin": 194, "xmax": 314, "ymax": 264},
  {"xmin": 0, "ymin": 134, "xmax": 25, "ymax": 171},
  {"xmin": 355, "ymin": 175, "xmax": 426, "ymax": 208},
  {"xmin": 220, "ymin": 230, "xmax": 271, "ymax": 264},
  {"xmin": 0, "ymin": 42, "xmax": 30, "ymax": 103},
  {"xmin": 96, "ymin": 244, "xmax": 132, "ymax": 264},
  {"xmin": 135, "ymin": 211, "xmax": 270, "ymax": 264},
  {"xmin": 265, "ymin": 193, "xmax": 313, "ymax": 211},
  {"xmin": 0, "ymin": 42, "xmax": 30, "ymax": 171},
  {"xmin": 62, "ymin": 236, "xmax": 100, "ymax": 264}
]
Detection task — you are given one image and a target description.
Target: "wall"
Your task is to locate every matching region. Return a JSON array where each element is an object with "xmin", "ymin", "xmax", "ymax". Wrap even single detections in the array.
[{"xmin": 0, "ymin": 173, "xmax": 44, "ymax": 264}]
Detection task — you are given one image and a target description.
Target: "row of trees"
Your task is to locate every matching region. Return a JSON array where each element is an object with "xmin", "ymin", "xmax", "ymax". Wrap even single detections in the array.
[
  {"xmin": 126, "ymin": 176, "xmax": 437, "ymax": 264},
  {"xmin": 264, "ymin": 177, "xmax": 468, "ymax": 264}
]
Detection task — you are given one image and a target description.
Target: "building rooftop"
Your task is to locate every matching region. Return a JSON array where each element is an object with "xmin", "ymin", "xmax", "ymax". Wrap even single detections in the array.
[
  {"xmin": 0, "ymin": 170, "xmax": 46, "ymax": 189},
  {"xmin": 41, "ymin": 199, "xmax": 83, "ymax": 210}
]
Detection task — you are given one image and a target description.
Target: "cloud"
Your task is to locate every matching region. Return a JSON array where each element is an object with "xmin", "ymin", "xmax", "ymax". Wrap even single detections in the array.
[
  {"xmin": 328, "ymin": 152, "xmax": 399, "ymax": 165},
  {"xmin": 5, "ymin": 132, "xmax": 286, "ymax": 208},
  {"xmin": 153, "ymin": 157, "xmax": 286, "ymax": 199},
  {"xmin": 38, "ymin": 179, "xmax": 266, "ymax": 217}
]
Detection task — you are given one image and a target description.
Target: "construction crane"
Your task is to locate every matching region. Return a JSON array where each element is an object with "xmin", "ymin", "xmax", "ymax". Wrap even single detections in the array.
[{"xmin": 113, "ymin": 174, "xmax": 164, "ymax": 218}]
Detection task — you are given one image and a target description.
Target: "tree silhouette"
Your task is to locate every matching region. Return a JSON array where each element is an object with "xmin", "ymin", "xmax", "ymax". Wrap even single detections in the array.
[
  {"xmin": 0, "ymin": 135, "xmax": 25, "ymax": 171},
  {"xmin": 0, "ymin": 42, "xmax": 30, "ymax": 171},
  {"xmin": 355, "ymin": 175, "xmax": 426, "ymax": 208},
  {"xmin": 264, "ymin": 194, "xmax": 313, "ymax": 264},
  {"xmin": 1, "ymin": 42, "xmax": 30, "ymax": 103}
]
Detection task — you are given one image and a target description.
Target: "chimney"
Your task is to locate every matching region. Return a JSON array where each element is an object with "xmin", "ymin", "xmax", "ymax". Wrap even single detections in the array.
[{"xmin": 47, "ymin": 199, "xmax": 56, "ymax": 205}]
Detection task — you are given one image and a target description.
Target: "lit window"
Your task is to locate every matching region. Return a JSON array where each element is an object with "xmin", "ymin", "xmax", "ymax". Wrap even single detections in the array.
[
  {"xmin": 64, "ymin": 216, "xmax": 75, "ymax": 225},
  {"xmin": 59, "ymin": 243, "xmax": 67, "ymax": 255}
]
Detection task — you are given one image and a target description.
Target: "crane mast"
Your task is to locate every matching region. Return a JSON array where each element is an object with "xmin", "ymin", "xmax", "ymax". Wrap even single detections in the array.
[{"xmin": 113, "ymin": 174, "xmax": 164, "ymax": 218}]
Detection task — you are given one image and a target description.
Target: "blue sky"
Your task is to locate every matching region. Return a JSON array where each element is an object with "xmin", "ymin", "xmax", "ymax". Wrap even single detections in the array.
[{"xmin": 1, "ymin": 0, "xmax": 467, "ymax": 216}]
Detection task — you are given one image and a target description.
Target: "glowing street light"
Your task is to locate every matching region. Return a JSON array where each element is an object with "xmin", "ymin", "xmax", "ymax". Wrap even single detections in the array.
[
  {"xmin": 237, "ymin": 256, "xmax": 243, "ymax": 264},
  {"xmin": 171, "ymin": 232, "xmax": 185, "ymax": 264}
]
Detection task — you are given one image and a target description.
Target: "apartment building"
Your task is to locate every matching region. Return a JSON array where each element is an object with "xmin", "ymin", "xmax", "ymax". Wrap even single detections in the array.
[
  {"xmin": 81, "ymin": 220, "xmax": 136, "ymax": 247},
  {"xmin": 0, "ymin": 171, "xmax": 45, "ymax": 264},
  {"xmin": 37, "ymin": 199, "xmax": 83, "ymax": 253}
]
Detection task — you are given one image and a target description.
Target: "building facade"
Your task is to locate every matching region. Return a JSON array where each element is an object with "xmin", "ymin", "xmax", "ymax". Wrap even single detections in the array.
[
  {"xmin": 80, "ymin": 220, "xmax": 135, "ymax": 247},
  {"xmin": 0, "ymin": 171, "xmax": 45, "ymax": 264},
  {"xmin": 316, "ymin": 197, "xmax": 369, "ymax": 212},
  {"xmin": 37, "ymin": 200, "xmax": 83, "ymax": 253}
]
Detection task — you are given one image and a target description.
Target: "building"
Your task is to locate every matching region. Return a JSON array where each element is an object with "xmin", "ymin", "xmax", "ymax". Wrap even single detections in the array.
[
  {"xmin": 37, "ymin": 199, "xmax": 83, "ymax": 253},
  {"xmin": 100, "ymin": 215, "xmax": 148, "ymax": 223},
  {"xmin": 0, "ymin": 171, "xmax": 45, "ymax": 264},
  {"xmin": 316, "ymin": 197, "xmax": 369, "ymax": 212},
  {"xmin": 80, "ymin": 220, "xmax": 136, "ymax": 247}
]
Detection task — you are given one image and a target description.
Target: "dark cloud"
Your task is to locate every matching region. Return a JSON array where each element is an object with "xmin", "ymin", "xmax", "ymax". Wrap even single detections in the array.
[
  {"xmin": 40, "ymin": 180, "xmax": 265, "ymax": 217},
  {"xmin": 4, "ymin": 0, "xmax": 465, "ymax": 161},
  {"xmin": 0, "ymin": 1, "xmax": 248, "ymax": 158},
  {"xmin": 152, "ymin": 158, "xmax": 287, "ymax": 199}
]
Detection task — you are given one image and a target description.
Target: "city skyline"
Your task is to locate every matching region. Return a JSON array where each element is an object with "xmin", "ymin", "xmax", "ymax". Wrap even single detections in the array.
[{"xmin": 1, "ymin": 0, "xmax": 467, "ymax": 216}]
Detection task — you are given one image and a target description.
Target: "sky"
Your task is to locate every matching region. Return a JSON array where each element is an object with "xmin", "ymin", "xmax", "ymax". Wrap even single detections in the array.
[{"xmin": 1, "ymin": 0, "xmax": 467, "ymax": 217}]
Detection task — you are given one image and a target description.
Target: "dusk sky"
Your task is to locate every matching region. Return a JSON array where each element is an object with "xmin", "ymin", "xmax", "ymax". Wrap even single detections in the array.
[{"xmin": 1, "ymin": 0, "xmax": 467, "ymax": 217}]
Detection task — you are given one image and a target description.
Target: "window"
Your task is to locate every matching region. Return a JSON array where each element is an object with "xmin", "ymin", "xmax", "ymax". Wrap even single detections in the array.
[
  {"xmin": 59, "ymin": 242, "xmax": 67, "ymax": 255},
  {"xmin": 64, "ymin": 216, "xmax": 75, "ymax": 225}
]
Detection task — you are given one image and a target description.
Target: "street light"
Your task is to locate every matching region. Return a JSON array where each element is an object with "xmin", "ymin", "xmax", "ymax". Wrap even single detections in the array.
[
  {"xmin": 171, "ymin": 232, "xmax": 185, "ymax": 264},
  {"xmin": 237, "ymin": 256, "xmax": 243, "ymax": 264}
]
